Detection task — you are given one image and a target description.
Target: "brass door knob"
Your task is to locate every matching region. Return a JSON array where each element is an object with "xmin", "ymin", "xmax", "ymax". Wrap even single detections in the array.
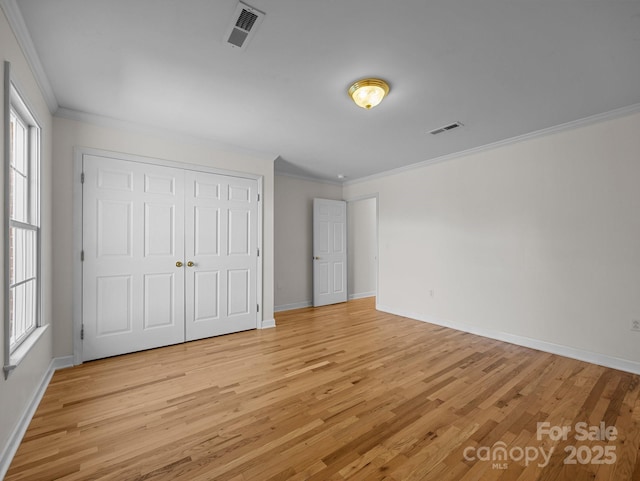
[
  {"xmin": 176, "ymin": 261, "xmax": 183, "ymax": 267},
  {"xmin": 187, "ymin": 261, "xmax": 195, "ymax": 267}
]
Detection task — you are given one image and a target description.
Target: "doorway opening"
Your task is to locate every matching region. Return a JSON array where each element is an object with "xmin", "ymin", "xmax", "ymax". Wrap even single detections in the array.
[{"xmin": 347, "ymin": 196, "xmax": 378, "ymax": 302}]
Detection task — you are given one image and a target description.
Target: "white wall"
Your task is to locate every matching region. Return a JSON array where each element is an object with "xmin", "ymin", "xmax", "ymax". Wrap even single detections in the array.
[
  {"xmin": 52, "ymin": 116, "xmax": 276, "ymax": 357},
  {"xmin": 274, "ymin": 175, "xmax": 342, "ymax": 310},
  {"xmin": 344, "ymin": 111, "xmax": 640, "ymax": 371},
  {"xmin": 0, "ymin": 7, "xmax": 54, "ymax": 471},
  {"xmin": 347, "ymin": 197, "xmax": 377, "ymax": 299}
]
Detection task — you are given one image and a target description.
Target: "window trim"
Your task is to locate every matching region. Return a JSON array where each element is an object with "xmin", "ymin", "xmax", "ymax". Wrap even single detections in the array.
[{"xmin": 3, "ymin": 60, "xmax": 44, "ymax": 379}]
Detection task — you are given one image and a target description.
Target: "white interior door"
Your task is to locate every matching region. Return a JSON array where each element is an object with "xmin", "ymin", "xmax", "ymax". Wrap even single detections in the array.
[
  {"xmin": 313, "ymin": 198, "xmax": 347, "ymax": 307},
  {"xmin": 184, "ymin": 171, "xmax": 258, "ymax": 341},
  {"xmin": 82, "ymin": 155, "xmax": 185, "ymax": 361}
]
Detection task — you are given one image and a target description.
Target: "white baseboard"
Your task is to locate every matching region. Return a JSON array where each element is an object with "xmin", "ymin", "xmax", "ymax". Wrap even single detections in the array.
[
  {"xmin": 376, "ymin": 304, "xmax": 640, "ymax": 375},
  {"xmin": 275, "ymin": 295, "xmax": 375, "ymax": 312},
  {"xmin": 274, "ymin": 301, "xmax": 312, "ymax": 312},
  {"xmin": 261, "ymin": 318, "xmax": 276, "ymax": 329},
  {"xmin": 52, "ymin": 356, "xmax": 74, "ymax": 371},
  {"xmin": 0, "ymin": 356, "xmax": 74, "ymax": 479},
  {"xmin": 349, "ymin": 292, "xmax": 376, "ymax": 301}
]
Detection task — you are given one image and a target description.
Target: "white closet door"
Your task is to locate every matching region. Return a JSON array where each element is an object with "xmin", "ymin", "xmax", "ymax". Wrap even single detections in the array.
[
  {"xmin": 82, "ymin": 155, "xmax": 185, "ymax": 361},
  {"xmin": 184, "ymin": 171, "xmax": 258, "ymax": 341}
]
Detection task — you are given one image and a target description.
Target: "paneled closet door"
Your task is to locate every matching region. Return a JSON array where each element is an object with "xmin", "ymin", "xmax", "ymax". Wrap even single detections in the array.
[
  {"xmin": 82, "ymin": 155, "xmax": 186, "ymax": 361},
  {"xmin": 184, "ymin": 171, "xmax": 258, "ymax": 341}
]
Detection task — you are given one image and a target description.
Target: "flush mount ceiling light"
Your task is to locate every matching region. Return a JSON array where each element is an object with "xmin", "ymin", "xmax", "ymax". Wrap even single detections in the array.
[{"xmin": 348, "ymin": 78, "xmax": 390, "ymax": 110}]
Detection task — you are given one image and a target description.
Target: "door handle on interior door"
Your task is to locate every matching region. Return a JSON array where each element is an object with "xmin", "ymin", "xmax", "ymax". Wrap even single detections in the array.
[
  {"xmin": 176, "ymin": 261, "xmax": 183, "ymax": 267},
  {"xmin": 187, "ymin": 261, "xmax": 195, "ymax": 267},
  {"xmin": 313, "ymin": 256, "xmax": 321, "ymax": 260}
]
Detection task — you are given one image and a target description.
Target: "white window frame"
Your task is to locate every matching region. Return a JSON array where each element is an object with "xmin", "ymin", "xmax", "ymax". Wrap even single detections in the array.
[{"xmin": 3, "ymin": 61, "xmax": 45, "ymax": 379}]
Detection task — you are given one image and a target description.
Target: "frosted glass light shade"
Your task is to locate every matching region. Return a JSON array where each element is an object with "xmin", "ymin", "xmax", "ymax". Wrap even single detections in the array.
[{"xmin": 348, "ymin": 78, "xmax": 390, "ymax": 109}]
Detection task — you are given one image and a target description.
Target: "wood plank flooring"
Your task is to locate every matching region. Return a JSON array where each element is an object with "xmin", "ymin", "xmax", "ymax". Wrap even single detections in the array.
[{"xmin": 6, "ymin": 298, "xmax": 640, "ymax": 480}]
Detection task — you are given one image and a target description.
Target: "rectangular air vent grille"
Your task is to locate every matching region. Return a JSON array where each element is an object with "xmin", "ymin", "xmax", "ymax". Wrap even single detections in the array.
[
  {"xmin": 236, "ymin": 9, "xmax": 258, "ymax": 31},
  {"xmin": 225, "ymin": 2, "xmax": 265, "ymax": 50},
  {"xmin": 429, "ymin": 121, "xmax": 463, "ymax": 135}
]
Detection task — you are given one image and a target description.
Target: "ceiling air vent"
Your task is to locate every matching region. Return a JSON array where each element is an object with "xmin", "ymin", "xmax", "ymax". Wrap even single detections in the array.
[
  {"xmin": 429, "ymin": 121, "xmax": 464, "ymax": 135},
  {"xmin": 224, "ymin": 2, "xmax": 265, "ymax": 50}
]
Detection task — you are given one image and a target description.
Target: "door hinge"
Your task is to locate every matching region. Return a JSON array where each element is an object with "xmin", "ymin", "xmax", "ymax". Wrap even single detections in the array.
[
  {"xmin": 257, "ymin": 248, "xmax": 260, "ymax": 257},
  {"xmin": 257, "ymin": 304, "xmax": 260, "ymax": 312},
  {"xmin": 257, "ymin": 193, "xmax": 260, "ymax": 202},
  {"xmin": 81, "ymin": 172, "xmax": 85, "ymax": 183},
  {"xmin": 80, "ymin": 324, "xmax": 84, "ymax": 340},
  {"xmin": 81, "ymin": 250, "xmax": 85, "ymax": 261}
]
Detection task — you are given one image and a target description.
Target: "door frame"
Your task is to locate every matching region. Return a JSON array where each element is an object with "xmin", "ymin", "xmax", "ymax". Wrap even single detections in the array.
[
  {"xmin": 345, "ymin": 193, "xmax": 379, "ymax": 303},
  {"xmin": 72, "ymin": 147, "xmax": 264, "ymax": 365}
]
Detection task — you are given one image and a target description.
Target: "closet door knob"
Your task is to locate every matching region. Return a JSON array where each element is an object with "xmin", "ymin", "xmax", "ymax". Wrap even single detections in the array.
[
  {"xmin": 187, "ymin": 261, "xmax": 195, "ymax": 267},
  {"xmin": 176, "ymin": 261, "xmax": 183, "ymax": 267}
]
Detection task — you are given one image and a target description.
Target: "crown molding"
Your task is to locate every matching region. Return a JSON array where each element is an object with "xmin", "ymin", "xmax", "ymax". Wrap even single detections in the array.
[
  {"xmin": 55, "ymin": 107, "xmax": 279, "ymax": 163},
  {"xmin": 0, "ymin": 0, "xmax": 58, "ymax": 113},
  {"xmin": 345, "ymin": 102, "xmax": 640, "ymax": 186},
  {"xmin": 274, "ymin": 170, "xmax": 343, "ymax": 186}
]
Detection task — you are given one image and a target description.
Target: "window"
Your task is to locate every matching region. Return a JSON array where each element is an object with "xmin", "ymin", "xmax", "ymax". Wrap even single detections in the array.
[{"xmin": 3, "ymin": 61, "xmax": 41, "ymax": 378}]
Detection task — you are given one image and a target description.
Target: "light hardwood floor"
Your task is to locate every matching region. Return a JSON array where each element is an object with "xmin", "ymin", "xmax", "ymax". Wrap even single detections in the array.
[{"xmin": 6, "ymin": 298, "xmax": 640, "ymax": 480}]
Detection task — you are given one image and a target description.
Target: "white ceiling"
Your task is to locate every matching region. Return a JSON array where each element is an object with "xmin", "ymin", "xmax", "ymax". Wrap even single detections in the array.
[{"xmin": 13, "ymin": 0, "xmax": 640, "ymax": 182}]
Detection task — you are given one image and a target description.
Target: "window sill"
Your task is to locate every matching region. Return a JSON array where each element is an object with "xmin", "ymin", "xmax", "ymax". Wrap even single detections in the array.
[{"xmin": 3, "ymin": 325, "xmax": 49, "ymax": 380}]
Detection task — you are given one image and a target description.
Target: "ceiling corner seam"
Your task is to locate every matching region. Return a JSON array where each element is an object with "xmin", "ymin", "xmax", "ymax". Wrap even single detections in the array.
[{"xmin": 1, "ymin": 0, "xmax": 58, "ymax": 114}]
